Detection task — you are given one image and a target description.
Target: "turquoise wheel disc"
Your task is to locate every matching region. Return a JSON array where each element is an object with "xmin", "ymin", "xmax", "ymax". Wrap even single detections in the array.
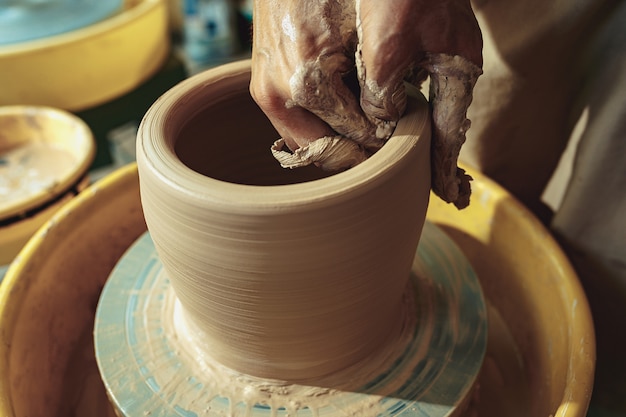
[{"xmin": 95, "ymin": 222, "xmax": 487, "ymax": 417}]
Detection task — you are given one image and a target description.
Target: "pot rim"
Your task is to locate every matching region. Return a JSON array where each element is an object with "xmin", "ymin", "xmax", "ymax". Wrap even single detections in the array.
[{"xmin": 137, "ymin": 60, "xmax": 431, "ymax": 211}]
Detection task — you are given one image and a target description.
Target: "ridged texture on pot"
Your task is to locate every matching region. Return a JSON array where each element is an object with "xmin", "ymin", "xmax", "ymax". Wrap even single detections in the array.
[{"xmin": 136, "ymin": 60, "xmax": 431, "ymax": 380}]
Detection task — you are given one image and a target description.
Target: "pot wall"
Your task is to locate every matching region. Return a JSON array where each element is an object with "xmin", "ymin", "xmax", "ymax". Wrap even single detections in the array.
[{"xmin": 136, "ymin": 60, "xmax": 431, "ymax": 380}]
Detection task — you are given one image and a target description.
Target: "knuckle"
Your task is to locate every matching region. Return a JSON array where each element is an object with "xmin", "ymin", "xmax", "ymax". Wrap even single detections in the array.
[
  {"xmin": 249, "ymin": 78, "xmax": 287, "ymax": 114},
  {"xmin": 290, "ymin": 67, "xmax": 324, "ymax": 107},
  {"xmin": 290, "ymin": 63, "xmax": 335, "ymax": 110}
]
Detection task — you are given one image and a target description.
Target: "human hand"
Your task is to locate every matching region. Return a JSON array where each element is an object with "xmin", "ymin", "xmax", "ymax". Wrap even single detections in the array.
[{"xmin": 250, "ymin": 0, "xmax": 482, "ymax": 208}]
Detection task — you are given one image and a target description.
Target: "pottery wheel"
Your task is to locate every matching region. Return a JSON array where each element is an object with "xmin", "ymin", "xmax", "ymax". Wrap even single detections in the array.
[{"xmin": 94, "ymin": 222, "xmax": 487, "ymax": 417}]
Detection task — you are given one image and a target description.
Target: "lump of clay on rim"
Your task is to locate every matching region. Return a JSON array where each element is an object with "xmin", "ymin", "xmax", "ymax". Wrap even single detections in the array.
[{"xmin": 271, "ymin": 136, "xmax": 368, "ymax": 171}]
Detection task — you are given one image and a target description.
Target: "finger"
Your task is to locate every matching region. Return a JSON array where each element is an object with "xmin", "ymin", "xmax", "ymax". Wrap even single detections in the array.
[
  {"xmin": 424, "ymin": 53, "xmax": 482, "ymax": 209},
  {"xmin": 251, "ymin": 57, "xmax": 368, "ymax": 170},
  {"xmin": 356, "ymin": 0, "xmax": 416, "ymax": 125},
  {"xmin": 288, "ymin": 54, "xmax": 387, "ymax": 150},
  {"xmin": 418, "ymin": 0, "xmax": 483, "ymax": 68},
  {"xmin": 250, "ymin": 50, "xmax": 335, "ymax": 150}
]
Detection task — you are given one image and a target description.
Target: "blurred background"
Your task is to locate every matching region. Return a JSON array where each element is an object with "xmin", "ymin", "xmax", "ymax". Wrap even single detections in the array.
[{"xmin": 1, "ymin": 0, "xmax": 254, "ymax": 182}]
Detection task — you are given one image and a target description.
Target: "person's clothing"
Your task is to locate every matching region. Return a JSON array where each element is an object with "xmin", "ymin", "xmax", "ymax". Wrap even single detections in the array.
[{"xmin": 465, "ymin": 1, "xmax": 626, "ymax": 414}]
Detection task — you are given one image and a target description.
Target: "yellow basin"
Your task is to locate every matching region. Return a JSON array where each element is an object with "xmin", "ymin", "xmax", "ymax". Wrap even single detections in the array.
[
  {"xmin": 0, "ymin": 0, "xmax": 170, "ymax": 112},
  {"xmin": 0, "ymin": 163, "xmax": 594, "ymax": 416}
]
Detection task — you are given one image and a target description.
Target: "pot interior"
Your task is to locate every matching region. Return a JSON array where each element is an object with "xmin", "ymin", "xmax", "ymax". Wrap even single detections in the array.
[{"xmin": 175, "ymin": 93, "xmax": 335, "ymax": 186}]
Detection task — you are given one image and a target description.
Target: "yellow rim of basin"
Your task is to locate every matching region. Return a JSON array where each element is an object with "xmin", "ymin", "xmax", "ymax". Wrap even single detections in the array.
[{"xmin": 0, "ymin": 164, "xmax": 137, "ymax": 416}]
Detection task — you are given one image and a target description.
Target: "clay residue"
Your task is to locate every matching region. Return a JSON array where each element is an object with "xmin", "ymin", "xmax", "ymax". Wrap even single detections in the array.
[
  {"xmin": 167, "ymin": 280, "xmax": 420, "ymax": 416},
  {"xmin": 271, "ymin": 136, "xmax": 368, "ymax": 171},
  {"xmin": 423, "ymin": 53, "xmax": 482, "ymax": 209}
]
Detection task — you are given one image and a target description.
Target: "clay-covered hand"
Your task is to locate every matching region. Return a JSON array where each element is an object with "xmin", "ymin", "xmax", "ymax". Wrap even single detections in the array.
[{"xmin": 250, "ymin": 0, "xmax": 482, "ymax": 208}]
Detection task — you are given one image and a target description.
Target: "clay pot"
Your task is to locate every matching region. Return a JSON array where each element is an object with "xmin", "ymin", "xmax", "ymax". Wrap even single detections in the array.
[{"xmin": 136, "ymin": 60, "xmax": 431, "ymax": 380}]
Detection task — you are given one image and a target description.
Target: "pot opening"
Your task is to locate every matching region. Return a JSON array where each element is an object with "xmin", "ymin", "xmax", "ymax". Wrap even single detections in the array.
[{"xmin": 175, "ymin": 92, "xmax": 336, "ymax": 186}]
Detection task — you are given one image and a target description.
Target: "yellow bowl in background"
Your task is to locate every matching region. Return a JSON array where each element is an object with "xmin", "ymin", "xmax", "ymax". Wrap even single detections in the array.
[
  {"xmin": 0, "ymin": 0, "xmax": 170, "ymax": 112},
  {"xmin": 0, "ymin": 105, "xmax": 95, "ymax": 265},
  {"xmin": 0, "ymin": 164, "xmax": 594, "ymax": 416}
]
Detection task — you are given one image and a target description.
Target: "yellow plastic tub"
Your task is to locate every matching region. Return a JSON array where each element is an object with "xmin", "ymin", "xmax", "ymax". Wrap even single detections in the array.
[
  {"xmin": 0, "ymin": 163, "xmax": 594, "ymax": 416},
  {"xmin": 0, "ymin": 0, "xmax": 170, "ymax": 112}
]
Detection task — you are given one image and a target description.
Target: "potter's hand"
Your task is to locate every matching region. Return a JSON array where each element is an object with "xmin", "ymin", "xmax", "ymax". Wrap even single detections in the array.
[{"xmin": 250, "ymin": 0, "xmax": 483, "ymax": 208}]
